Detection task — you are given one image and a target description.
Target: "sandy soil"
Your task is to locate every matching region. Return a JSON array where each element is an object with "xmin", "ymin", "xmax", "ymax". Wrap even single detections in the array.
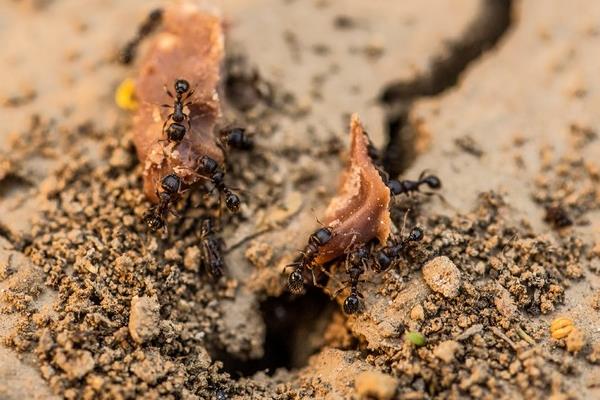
[{"xmin": 0, "ymin": 0, "xmax": 599, "ymax": 399}]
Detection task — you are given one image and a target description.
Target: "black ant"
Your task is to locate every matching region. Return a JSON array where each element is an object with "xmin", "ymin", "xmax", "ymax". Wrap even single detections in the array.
[
  {"xmin": 375, "ymin": 226, "xmax": 423, "ymax": 271},
  {"xmin": 335, "ymin": 243, "xmax": 370, "ymax": 314},
  {"xmin": 287, "ymin": 227, "xmax": 333, "ymax": 294},
  {"xmin": 196, "ymin": 155, "xmax": 241, "ymax": 213},
  {"xmin": 142, "ymin": 173, "xmax": 182, "ymax": 234},
  {"xmin": 219, "ymin": 126, "xmax": 254, "ymax": 151},
  {"xmin": 199, "ymin": 218, "xmax": 225, "ymax": 278},
  {"xmin": 161, "ymin": 79, "xmax": 194, "ymax": 143},
  {"xmin": 119, "ymin": 8, "xmax": 163, "ymax": 65},
  {"xmin": 386, "ymin": 171, "xmax": 441, "ymax": 197}
]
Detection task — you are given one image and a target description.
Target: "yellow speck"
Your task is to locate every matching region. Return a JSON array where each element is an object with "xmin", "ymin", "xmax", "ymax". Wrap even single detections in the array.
[
  {"xmin": 115, "ymin": 78, "xmax": 138, "ymax": 111},
  {"xmin": 550, "ymin": 317, "xmax": 574, "ymax": 339}
]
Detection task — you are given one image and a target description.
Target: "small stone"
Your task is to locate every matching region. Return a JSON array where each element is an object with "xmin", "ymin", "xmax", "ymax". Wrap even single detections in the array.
[
  {"xmin": 355, "ymin": 370, "xmax": 398, "ymax": 400},
  {"xmin": 54, "ymin": 350, "xmax": 95, "ymax": 380},
  {"xmin": 109, "ymin": 147, "xmax": 132, "ymax": 168},
  {"xmin": 130, "ymin": 349, "xmax": 168, "ymax": 384},
  {"xmin": 565, "ymin": 328, "xmax": 585, "ymax": 353},
  {"xmin": 422, "ymin": 256, "xmax": 461, "ymax": 298},
  {"xmin": 587, "ymin": 342, "xmax": 600, "ymax": 364},
  {"xmin": 183, "ymin": 246, "xmax": 201, "ymax": 271},
  {"xmin": 494, "ymin": 286, "xmax": 517, "ymax": 318},
  {"xmin": 410, "ymin": 304, "xmax": 424, "ymax": 321},
  {"xmin": 433, "ymin": 340, "xmax": 461, "ymax": 363},
  {"xmin": 129, "ymin": 295, "xmax": 160, "ymax": 344}
]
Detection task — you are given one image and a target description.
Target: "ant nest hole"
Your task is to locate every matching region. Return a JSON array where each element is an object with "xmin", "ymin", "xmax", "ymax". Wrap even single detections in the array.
[{"xmin": 215, "ymin": 288, "xmax": 339, "ymax": 377}]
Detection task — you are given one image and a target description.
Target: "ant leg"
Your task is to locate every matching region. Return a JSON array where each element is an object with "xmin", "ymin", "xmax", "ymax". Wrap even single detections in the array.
[
  {"xmin": 310, "ymin": 268, "xmax": 319, "ymax": 286},
  {"xmin": 185, "ymin": 113, "xmax": 192, "ymax": 133},
  {"xmin": 162, "ymin": 113, "xmax": 174, "ymax": 134},
  {"xmin": 163, "ymin": 85, "xmax": 174, "ymax": 99}
]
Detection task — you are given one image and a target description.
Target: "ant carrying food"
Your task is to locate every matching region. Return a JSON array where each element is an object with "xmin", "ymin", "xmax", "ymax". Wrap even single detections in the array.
[
  {"xmin": 385, "ymin": 171, "xmax": 441, "ymax": 197},
  {"xmin": 196, "ymin": 155, "xmax": 241, "ymax": 213},
  {"xmin": 287, "ymin": 227, "xmax": 333, "ymax": 294},
  {"xmin": 199, "ymin": 218, "xmax": 225, "ymax": 278},
  {"xmin": 219, "ymin": 126, "xmax": 254, "ymax": 151},
  {"xmin": 142, "ymin": 173, "xmax": 183, "ymax": 234},
  {"xmin": 375, "ymin": 226, "xmax": 423, "ymax": 271},
  {"xmin": 161, "ymin": 79, "xmax": 194, "ymax": 144}
]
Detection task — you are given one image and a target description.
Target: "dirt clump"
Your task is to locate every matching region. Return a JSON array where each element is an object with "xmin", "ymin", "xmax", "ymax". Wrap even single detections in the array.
[{"xmin": 422, "ymin": 255, "xmax": 462, "ymax": 298}]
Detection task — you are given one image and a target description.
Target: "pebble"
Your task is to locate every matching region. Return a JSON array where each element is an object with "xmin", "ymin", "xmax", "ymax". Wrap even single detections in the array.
[
  {"xmin": 54, "ymin": 349, "xmax": 95, "ymax": 380},
  {"xmin": 355, "ymin": 370, "xmax": 398, "ymax": 400},
  {"xmin": 565, "ymin": 328, "xmax": 585, "ymax": 353},
  {"xmin": 129, "ymin": 295, "xmax": 160, "ymax": 344},
  {"xmin": 433, "ymin": 340, "xmax": 461, "ymax": 363},
  {"xmin": 422, "ymin": 256, "xmax": 461, "ymax": 298},
  {"xmin": 410, "ymin": 304, "xmax": 425, "ymax": 321}
]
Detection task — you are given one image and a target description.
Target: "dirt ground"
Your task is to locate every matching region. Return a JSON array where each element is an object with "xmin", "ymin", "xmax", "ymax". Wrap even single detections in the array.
[{"xmin": 0, "ymin": 0, "xmax": 599, "ymax": 399}]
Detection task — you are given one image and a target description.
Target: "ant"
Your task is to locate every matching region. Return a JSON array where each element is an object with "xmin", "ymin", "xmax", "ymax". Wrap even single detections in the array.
[
  {"xmin": 142, "ymin": 173, "xmax": 183, "ymax": 234},
  {"xmin": 386, "ymin": 171, "xmax": 441, "ymax": 197},
  {"xmin": 161, "ymin": 79, "xmax": 194, "ymax": 143},
  {"xmin": 219, "ymin": 126, "xmax": 254, "ymax": 151},
  {"xmin": 335, "ymin": 243, "xmax": 370, "ymax": 314},
  {"xmin": 196, "ymin": 155, "xmax": 241, "ymax": 213},
  {"xmin": 199, "ymin": 218, "xmax": 225, "ymax": 278},
  {"xmin": 375, "ymin": 226, "xmax": 423, "ymax": 271},
  {"xmin": 287, "ymin": 227, "xmax": 333, "ymax": 294}
]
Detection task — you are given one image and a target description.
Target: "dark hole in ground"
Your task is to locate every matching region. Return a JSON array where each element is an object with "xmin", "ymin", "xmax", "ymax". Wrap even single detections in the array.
[{"xmin": 217, "ymin": 287, "xmax": 337, "ymax": 378}]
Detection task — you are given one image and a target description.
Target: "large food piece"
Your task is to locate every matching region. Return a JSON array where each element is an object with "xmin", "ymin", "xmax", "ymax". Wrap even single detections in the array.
[
  {"xmin": 133, "ymin": 1, "xmax": 225, "ymax": 202},
  {"xmin": 315, "ymin": 114, "xmax": 391, "ymax": 264}
]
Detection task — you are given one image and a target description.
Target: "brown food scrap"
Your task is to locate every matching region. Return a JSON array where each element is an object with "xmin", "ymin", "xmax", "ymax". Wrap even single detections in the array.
[
  {"xmin": 315, "ymin": 114, "xmax": 391, "ymax": 264},
  {"xmin": 132, "ymin": 2, "xmax": 225, "ymax": 202}
]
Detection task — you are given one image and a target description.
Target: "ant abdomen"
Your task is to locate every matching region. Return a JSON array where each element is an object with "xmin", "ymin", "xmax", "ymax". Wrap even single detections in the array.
[
  {"xmin": 343, "ymin": 293, "xmax": 360, "ymax": 314},
  {"xmin": 166, "ymin": 123, "xmax": 186, "ymax": 142}
]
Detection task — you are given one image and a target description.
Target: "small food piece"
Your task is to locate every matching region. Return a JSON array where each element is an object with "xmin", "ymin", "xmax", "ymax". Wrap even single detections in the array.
[
  {"xmin": 550, "ymin": 317, "xmax": 574, "ymax": 339},
  {"xmin": 405, "ymin": 331, "xmax": 426, "ymax": 346},
  {"xmin": 355, "ymin": 370, "xmax": 398, "ymax": 400},
  {"xmin": 315, "ymin": 114, "xmax": 391, "ymax": 264},
  {"xmin": 115, "ymin": 78, "xmax": 139, "ymax": 111},
  {"xmin": 422, "ymin": 256, "xmax": 462, "ymax": 298}
]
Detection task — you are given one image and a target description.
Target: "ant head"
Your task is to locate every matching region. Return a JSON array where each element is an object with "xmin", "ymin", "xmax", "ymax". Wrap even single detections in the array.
[
  {"xmin": 222, "ymin": 126, "xmax": 245, "ymax": 138},
  {"xmin": 288, "ymin": 269, "xmax": 305, "ymax": 294},
  {"xmin": 161, "ymin": 173, "xmax": 181, "ymax": 194},
  {"xmin": 225, "ymin": 192, "xmax": 241, "ymax": 213},
  {"xmin": 174, "ymin": 79, "xmax": 190, "ymax": 94},
  {"xmin": 424, "ymin": 175, "xmax": 441, "ymax": 189},
  {"xmin": 356, "ymin": 245, "xmax": 369, "ymax": 259},
  {"xmin": 197, "ymin": 155, "xmax": 218, "ymax": 174},
  {"xmin": 167, "ymin": 123, "xmax": 186, "ymax": 142},
  {"xmin": 143, "ymin": 211, "xmax": 164, "ymax": 232},
  {"xmin": 343, "ymin": 293, "xmax": 360, "ymax": 314},
  {"xmin": 312, "ymin": 227, "xmax": 333, "ymax": 245},
  {"xmin": 408, "ymin": 227, "xmax": 424, "ymax": 242},
  {"xmin": 376, "ymin": 251, "xmax": 392, "ymax": 271},
  {"xmin": 386, "ymin": 179, "xmax": 403, "ymax": 196}
]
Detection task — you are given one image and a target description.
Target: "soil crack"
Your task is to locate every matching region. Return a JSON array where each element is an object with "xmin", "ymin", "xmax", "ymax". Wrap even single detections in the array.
[{"xmin": 379, "ymin": 0, "xmax": 513, "ymax": 176}]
